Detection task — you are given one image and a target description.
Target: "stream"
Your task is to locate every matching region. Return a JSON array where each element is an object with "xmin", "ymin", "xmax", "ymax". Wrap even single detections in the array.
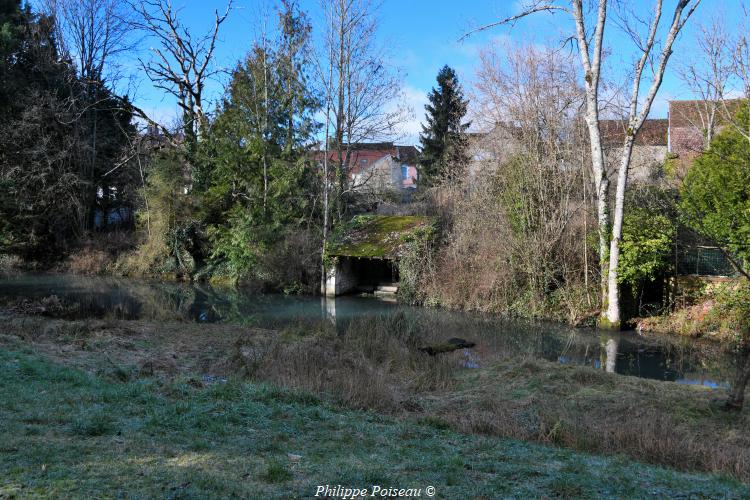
[{"xmin": 0, "ymin": 272, "xmax": 736, "ymax": 388}]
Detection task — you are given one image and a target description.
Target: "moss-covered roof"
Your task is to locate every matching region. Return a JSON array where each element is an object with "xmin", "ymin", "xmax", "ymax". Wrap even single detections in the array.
[{"xmin": 326, "ymin": 215, "xmax": 437, "ymax": 260}]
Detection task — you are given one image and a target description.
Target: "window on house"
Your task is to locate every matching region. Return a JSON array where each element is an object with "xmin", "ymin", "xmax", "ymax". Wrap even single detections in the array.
[
  {"xmin": 360, "ymin": 159, "xmax": 368, "ymax": 165},
  {"xmin": 401, "ymin": 165, "xmax": 409, "ymax": 179}
]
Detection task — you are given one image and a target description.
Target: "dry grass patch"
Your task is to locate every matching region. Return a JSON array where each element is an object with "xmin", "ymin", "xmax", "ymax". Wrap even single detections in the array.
[
  {"xmin": 229, "ymin": 314, "xmax": 459, "ymax": 412},
  {"xmin": 4, "ymin": 309, "xmax": 750, "ymax": 481},
  {"xmin": 424, "ymin": 358, "xmax": 750, "ymax": 480}
]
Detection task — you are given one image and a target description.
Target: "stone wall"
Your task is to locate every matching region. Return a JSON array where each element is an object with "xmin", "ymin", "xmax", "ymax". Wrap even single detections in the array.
[{"xmin": 324, "ymin": 257, "xmax": 359, "ymax": 297}]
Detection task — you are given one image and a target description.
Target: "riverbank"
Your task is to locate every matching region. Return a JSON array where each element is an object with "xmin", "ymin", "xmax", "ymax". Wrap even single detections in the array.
[
  {"xmin": 2, "ymin": 347, "xmax": 746, "ymax": 497},
  {"xmin": 1, "ymin": 309, "xmax": 749, "ymax": 485},
  {"xmin": 638, "ymin": 279, "xmax": 749, "ymax": 344}
]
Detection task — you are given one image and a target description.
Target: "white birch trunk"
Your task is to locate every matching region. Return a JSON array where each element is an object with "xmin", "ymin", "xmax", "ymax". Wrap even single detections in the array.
[
  {"xmin": 603, "ymin": 0, "xmax": 700, "ymax": 327},
  {"xmin": 572, "ymin": 0, "xmax": 610, "ymax": 312},
  {"xmin": 605, "ymin": 138, "xmax": 635, "ymax": 323}
]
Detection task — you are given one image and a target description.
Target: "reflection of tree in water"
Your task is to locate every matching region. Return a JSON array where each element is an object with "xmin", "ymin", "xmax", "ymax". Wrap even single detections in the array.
[
  {"xmin": 135, "ymin": 281, "xmax": 247, "ymax": 324},
  {"xmin": 0, "ymin": 274, "xmax": 738, "ymax": 387},
  {"xmin": 123, "ymin": 281, "xmax": 193, "ymax": 321},
  {"xmin": 186, "ymin": 284, "xmax": 225, "ymax": 323},
  {"xmin": 595, "ymin": 334, "xmax": 735, "ymax": 386},
  {"xmin": 4, "ymin": 275, "xmax": 147, "ymax": 320},
  {"xmin": 603, "ymin": 336, "xmax": 618, "ymax": 373}
]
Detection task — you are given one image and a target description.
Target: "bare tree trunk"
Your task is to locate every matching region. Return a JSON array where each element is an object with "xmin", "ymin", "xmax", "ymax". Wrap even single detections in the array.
[
  {"xmin": 262, "ymin": 27, "xmax": 269, "ymax": 215},
  {"xmin": 605, "ymin": 138, "xmax": 635, "ymax": 323},
  {"xmin": 572, "ymin": 0, "xmax": 610, "ymax": 316},
  {"xmin": 463, "ymin": 0, "xmax": 701, "ymax": 329},
  {"xmin": 320, "ymin": 5, "xmax": 336, "ymax": 295},
  {"xmin": 727, "ymin": 346, "xmax": 750, "ymax": 410},
  {"xmin": 603, "ymin": 0, "xmax": 700, "ymax": 327}
]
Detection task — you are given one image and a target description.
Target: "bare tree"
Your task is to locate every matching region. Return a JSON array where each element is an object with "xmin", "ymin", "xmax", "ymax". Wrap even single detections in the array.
[
  {"xmin": 318, "ymin": 0, "xmax": 407, "ymax": 220},
  {"xmin": 479, "ymin": 44, "xmax": 591, "ymax": 318},
  {"xmin": 42, "ymin": 0, "xmax": 139, "ymax": 231},
  {"xmin": 680, "ymin": 6, "xmax": 750, "ymax": 146},
  {"xmin": 316, "ymin": 0, "xmax": 407, "ymax": 292},
  {"xmin": 43, "ymin": 0, "xmax": 136, "ymax": 86},
  {"xmin": 676, "ymin": 15, "xmax": 733, "ymax": 149},
  {"xmin": 463, "ymin": 0, "xmax": 701, "ymax": 328},
  {"xmin": 130, "ymin": 0, "xmax": 232, "ymax": 149},
  {"xmin": 722, "ymin": 6, "xmax": 750, "ymax": 142}
]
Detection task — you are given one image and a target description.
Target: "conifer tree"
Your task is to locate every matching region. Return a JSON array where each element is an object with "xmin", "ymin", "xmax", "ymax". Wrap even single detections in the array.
[{"xmin": 418, "ymin": 65, "xmax": 470, "ymax": 186}]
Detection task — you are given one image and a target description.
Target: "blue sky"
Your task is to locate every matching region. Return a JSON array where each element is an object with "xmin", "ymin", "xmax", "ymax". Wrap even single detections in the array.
[{"xmin": 100, "ymin": 0, "xmax": 746, "ymax": 146}]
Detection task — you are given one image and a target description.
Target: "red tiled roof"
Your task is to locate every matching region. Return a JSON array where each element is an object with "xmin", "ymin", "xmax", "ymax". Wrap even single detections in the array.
[
  {"xmin": 668, "ymin": 99, "xmax": 743, "ymax": 129},
  {"xmin": 312, "ymin": 143, "xmax": 419, "ymax": 177},
  {"xmin": 668, "ymin": 99, "xmax": 746, "ymax": 156},
  {"xmin": 600, "ymin": 119, "xmax": 668, "ymax": 146}
]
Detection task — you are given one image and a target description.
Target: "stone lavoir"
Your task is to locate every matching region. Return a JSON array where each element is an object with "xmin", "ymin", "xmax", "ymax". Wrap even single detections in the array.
[{"xmin": 323, "ymin": 215, "xmax": 436, "ymax": 297}]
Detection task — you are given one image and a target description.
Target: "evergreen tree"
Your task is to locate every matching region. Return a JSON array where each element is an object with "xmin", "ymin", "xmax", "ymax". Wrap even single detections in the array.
[
  {"xmin": 679, "ymin": 103, "xmax": 750, "ymax": 279},
  {"xmin": 197, "ymin": 1, "xmax": 320, "ymax": 287},
  {"xmin": 0, "ymin": 3, "xmax": 82, "ymax": 258},
  {"xmin": 419, "ymin": 65, "xmax": 470, "ymax": 186},
  {"xmin": 0, "ymin": 1, "xmax": 135, "ymax": 259},
  {"xmin": 0, "ymin": 0, "xmax": 24, "ymax": 111}
]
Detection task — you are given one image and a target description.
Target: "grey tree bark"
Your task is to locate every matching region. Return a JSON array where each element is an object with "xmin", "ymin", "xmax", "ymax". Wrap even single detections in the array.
[
  {"xmin": 131, "ymin": 0, "xmax": 232, "ymax": 146},
  {"xmin": 605, "ymin": 0, "xmax": 701, "ymax": 326},
  {"xmin": 463, "ymin": 0, "xmax": 701, "ymax": 328}
]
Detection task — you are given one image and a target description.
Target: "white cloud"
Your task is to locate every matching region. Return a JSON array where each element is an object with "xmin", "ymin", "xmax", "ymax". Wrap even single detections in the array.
[{"xmin": 394, "ymin": 85, "xmax": 429, "ymax": 146}]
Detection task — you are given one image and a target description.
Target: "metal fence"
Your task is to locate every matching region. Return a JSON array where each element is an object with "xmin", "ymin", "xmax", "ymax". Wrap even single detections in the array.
[{"xmin": 676, "ymin": 245, "xmax": 737, "ymax": 277}]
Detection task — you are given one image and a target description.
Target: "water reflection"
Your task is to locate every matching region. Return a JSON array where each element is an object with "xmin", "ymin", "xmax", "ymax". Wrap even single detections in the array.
[
  {"xmin": 604, "ymin": 336, "xmax": 618, "ymax": 373},
  {"xmin": 0, "ymin": 273, "xmax": 736, "ymax": 387}
]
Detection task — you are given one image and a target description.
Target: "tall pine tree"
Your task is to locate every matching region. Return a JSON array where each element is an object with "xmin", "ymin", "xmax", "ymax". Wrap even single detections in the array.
[{"xmin": 419, "ymin": 65, "xmax": 470, "ymax": 186}]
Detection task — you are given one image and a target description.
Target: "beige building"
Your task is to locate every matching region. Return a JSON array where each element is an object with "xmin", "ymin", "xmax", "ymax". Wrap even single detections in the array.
[{"xmin": 466, "ymin": 118, "xmax": 669, "ymax": 187}]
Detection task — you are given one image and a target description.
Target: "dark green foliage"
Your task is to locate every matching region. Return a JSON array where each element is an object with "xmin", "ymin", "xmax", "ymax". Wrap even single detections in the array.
[
  {"xmin": 0, "ymin": 5, "xmax": 80, "ymax": 258},
  {"xmin": 0, "ymin": 1, "xmax": 135, "ymax": 260},
  {"xmin": 1, "ymin": 1, "xmax": 320, "ymax": 289},
  {"xmin": 618, "ymin": 186, "xmax": 677, "ymax": 292},
  {"xmin": 679, "ymin": 104, "xmax": 750, "ymax": 279},
  {"xmin": 418, "ymin": 65, "xmax": 470, "ymax": 186},
  {"xmin": 0, "ymin": 0, "xmax": 23, "ymax": 109},
  {"xmin": 194, "ymin": 1, "xmax": 320, "ymax": 288}
]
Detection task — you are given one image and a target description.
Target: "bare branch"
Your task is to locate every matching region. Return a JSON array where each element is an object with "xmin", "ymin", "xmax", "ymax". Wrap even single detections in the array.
[
  {"xmin": 458, "ymin": 2, "xmax": 569, "ymax": 42},
  {"xmin": 129, "ymin": 0, "xmax": 232, "ymax": 140}
]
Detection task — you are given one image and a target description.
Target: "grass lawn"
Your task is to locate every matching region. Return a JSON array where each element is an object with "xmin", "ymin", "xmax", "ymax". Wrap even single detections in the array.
[{"xmin": 1, "ymin": 348, "xmax": 748, "ymax": 499}]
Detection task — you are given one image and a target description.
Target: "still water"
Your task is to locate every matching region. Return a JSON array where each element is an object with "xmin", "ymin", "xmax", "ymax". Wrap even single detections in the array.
[{"xmin": 0, "ymin": 273, "xmax": 735, "ymax": 388}]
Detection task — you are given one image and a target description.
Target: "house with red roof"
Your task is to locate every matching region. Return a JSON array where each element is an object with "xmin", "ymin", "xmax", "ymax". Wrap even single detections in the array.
[
  {"xmin": 313, "ymin": 142, "xmax": 419, "ymax": 196},
  {"xmin": 667, "ymin": 99, "xmax": 744, "ymax": 175}
]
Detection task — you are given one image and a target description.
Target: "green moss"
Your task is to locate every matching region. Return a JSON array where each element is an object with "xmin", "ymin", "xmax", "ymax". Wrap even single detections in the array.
[
  {"xmin": 327, "ymin": 215, "xmax": 437, "ymax": 259},
  {"xmin": 597, "ymin": 315, "xmax": 620, "ymax": 331}
]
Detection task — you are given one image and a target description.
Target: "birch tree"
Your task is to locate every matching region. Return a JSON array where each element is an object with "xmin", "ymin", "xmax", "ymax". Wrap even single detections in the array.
[{"xmin": 463, "ymin": 0, "xmax": 701, "ymax": 328}]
